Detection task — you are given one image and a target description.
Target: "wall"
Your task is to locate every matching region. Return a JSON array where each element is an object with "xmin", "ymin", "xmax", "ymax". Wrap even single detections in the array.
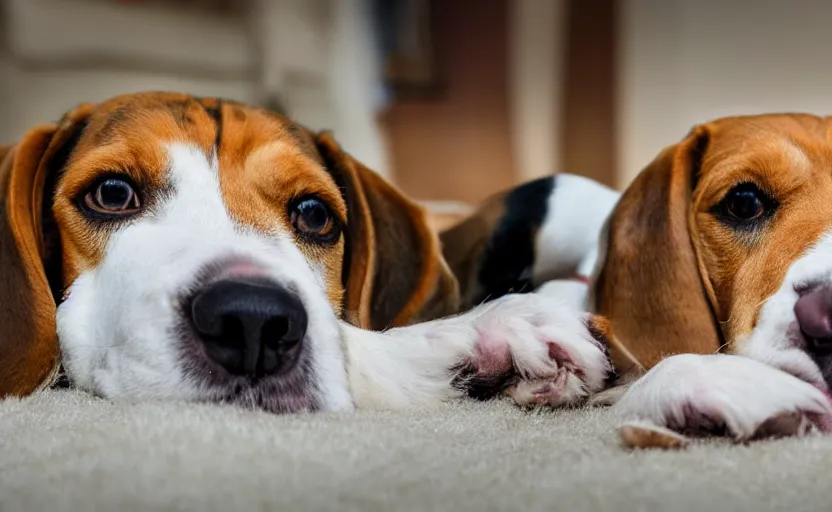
[
  {"xmin": 1, "ymin": 0, "xmax": 391, "ymax": 181},
  {"xmin": 619, "ymin": 0, "xmax": 832, "ymax": 187},
  {"xmin": 254, "ymin": 0, "xmax": 392, "ymax": 177},
  {"xmin": 0, "ymin": 0, "xmax": 256, "ymax": 144},
  {"xmin": 0, "ymin": 59, "xmax": 256, "ymax": 144},
  {"xmin": 381, "ymin": 0, "xmax": 516, "ymax": 204},
  {"xmin": 561, "ymin": 0, "xmax": 616, "ymax": 188},
  {"xmin": 509, "ymin": 0, "xmax": 565, "ymax": 183}
]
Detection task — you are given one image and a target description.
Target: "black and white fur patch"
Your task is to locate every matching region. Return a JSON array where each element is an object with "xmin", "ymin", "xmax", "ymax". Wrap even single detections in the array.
[{"xmin": 449, "ymin": 173, "xmax": 620, "ymax": 310}]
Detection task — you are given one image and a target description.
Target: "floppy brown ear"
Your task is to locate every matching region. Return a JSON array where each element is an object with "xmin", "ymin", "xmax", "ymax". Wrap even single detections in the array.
[
  {"xmin": 0, "ymin": 104, "xmax": 94, "ymax": 396},
  {"xmin": 314, "ymin": 132, "xmax": 460, "ymax": 330},
  {"xmin": 592, "ymin": 126, "xmax": 721, "ymax": 374}
]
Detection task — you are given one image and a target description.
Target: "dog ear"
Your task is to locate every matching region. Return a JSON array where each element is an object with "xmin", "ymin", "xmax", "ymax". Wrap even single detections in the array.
[
  {"xmin": 591, "ymin": 126, "xmax": 721, "ymax": 374},
  {"xmin": 314, "ymin": 132, "xmax": 459, "ymax": 330},
  {"xmin": 0, "ymin": 104, "xmax": 94, "ymax": 396}
]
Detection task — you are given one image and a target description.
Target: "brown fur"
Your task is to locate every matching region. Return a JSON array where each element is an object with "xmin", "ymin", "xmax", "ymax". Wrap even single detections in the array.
[
  {"xmin": 595, "ymin": 114, "xmax": 832, "ymax": 373},
  {"xmin": 0, "ymin": 122, "xmax": 79, "ymax": 396},
  {"xmin": 439, "ymin": 192, "xmax": 507, "ymax": 309}
]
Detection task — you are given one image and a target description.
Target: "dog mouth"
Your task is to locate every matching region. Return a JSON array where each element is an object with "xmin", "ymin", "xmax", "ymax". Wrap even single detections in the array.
[
  {"xmin": 779, "ymin": 322, "xmax": 832, "ymax": 390},
  {"xmin": 197, "ymin": 358, "xmax": 319, "ymax": 414},
  {"xmin": 177, "ymin": 323, "xmax": 319, "ymax": 413},
  {"xmin": 803, "ymin": 346, "xmax": 832, "ymax": 392},
  {"xmin": 797, "ymin": 327, "xmax": 832, "ymax": 357}
]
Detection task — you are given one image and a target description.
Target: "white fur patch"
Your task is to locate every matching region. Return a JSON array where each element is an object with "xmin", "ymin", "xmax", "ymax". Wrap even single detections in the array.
[
  {"xmin": 737, "ymin": 231, "xmax": 832, "ymax": 388},
  {"xmin": 341, "ymin": 293, "xmax": 610, "ymax": 410},
  {"xmin": 534, "ymin": 280, "xmax": 588, "ymax": 311},
  {"xmin": 57, "ymin": 143, "xmax": 353, "ymax": 412},
  {"xmin": 614, "ymin": 354, "xmax": 832, "ymax": 441},
  {"xmin": 531, "ymin": 174, "xmax": 620, "ymax": 284}
]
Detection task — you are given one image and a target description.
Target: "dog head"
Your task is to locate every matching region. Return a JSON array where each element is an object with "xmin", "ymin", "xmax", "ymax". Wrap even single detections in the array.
[
  {"xmin": 593, "ymin": 113, "xmax": 832, "ymax": 389},
  {"xmin": 0, "ymin": 92, "xmax": 458, "ymax": 411}
]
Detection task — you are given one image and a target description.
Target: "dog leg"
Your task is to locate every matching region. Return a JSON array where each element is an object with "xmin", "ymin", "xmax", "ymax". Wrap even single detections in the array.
[
  {"xmin": 613, "ymin": 353, "xmax": 832, "ymax": 448},
  {"xmin": 341, "ymin": 293, "xmax": 612, "ymax": 410}
]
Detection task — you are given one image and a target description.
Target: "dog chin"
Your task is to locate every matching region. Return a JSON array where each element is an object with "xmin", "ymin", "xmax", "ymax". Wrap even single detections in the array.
[{"xmin": 180, "ymin": 336, "xmax": 321, "ymax": 414}]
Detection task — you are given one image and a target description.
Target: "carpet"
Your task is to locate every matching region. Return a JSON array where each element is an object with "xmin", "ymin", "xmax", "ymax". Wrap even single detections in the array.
[{"xmin": 0, "ymin": 389, "xmax": 828, "ymax": 511}]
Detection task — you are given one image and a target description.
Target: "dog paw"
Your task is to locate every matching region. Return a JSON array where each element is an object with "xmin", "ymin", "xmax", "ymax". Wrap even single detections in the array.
[
  {"xmin": 504, "ymin": 370, "xmax": 577, "ymax": 408},
  {"xmin": 456, "ymin": 294, "xmax": 612, "ymax": 407},
  {"xmin": 614, "ymin": 353, "xmax": 832, "ymax": 445}
]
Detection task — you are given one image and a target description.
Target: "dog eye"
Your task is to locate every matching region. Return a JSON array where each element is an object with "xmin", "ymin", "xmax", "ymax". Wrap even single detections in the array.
[
  {"xmin": 726, "ymin": 187, "xmax": 763, "ymax": 220},
  {"xmin": 84, "ymin": 178, "xmax": 141, "ymax": 216},
  {"xmin": 291, "ymin": 198, "xmax": 339, "ymax": 242},
  {"xmin": 717, "ymin": 183, "xmax": 775, "ymax": 224}
]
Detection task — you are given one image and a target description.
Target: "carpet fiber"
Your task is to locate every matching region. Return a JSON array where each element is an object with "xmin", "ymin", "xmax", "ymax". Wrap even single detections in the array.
[{"xmin": 0, "ymin": 389, "xmax": 829, "ymax": 511}]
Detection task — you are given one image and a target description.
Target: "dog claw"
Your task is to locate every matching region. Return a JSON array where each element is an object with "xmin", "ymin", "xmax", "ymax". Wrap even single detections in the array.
[{"xmin": 506, "ymin": 368, "xmax": 577, "ymax": 407}]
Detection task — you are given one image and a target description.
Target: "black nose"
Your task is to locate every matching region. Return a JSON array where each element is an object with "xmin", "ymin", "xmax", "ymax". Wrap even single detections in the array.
[
  {"xmin": 795, "ymin": 285, "xmax": 832, "ymax": 353},
  {"xmin": 189, "ymin": 279, "xmax": 308, "ymax": 378}
]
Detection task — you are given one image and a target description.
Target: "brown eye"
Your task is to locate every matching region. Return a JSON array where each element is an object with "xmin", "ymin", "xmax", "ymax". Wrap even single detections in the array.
[
  {"xmin": 291, "ymin": 198, "xmax": 339, "ymax": 243},
  {"xmin": 716, "ymin": 182, "xmax": 777, "ymax": 227},
  {"xmin": 724, "ymin": 185, "xmax": 764, "ymax": 221},
  {"xmin": 84, "ymin": 178, "xmax": 141, "ymax": 216}
]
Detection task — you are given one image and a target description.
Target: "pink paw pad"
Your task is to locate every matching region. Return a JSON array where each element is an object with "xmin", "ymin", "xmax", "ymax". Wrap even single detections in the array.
[
  {"xmin": 547, "ymin": 341, "xmax": 584, "ymax": 380},
  {"xmin": 471, "ymin": 331, "xmax": 513, "ymax": 377}
]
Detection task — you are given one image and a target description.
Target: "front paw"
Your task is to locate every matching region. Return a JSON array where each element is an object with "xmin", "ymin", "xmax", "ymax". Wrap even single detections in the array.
[
  {"xmin": 614, "ymin": 354, "xmax": 832, "ymax": 448},
  {"xmin": 455, "ymin": 294, "xmax": 612, "ymax": 407}
]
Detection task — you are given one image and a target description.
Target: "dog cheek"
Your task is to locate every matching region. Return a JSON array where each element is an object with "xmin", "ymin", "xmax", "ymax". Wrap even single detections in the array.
[{"xmin": 56, "ymin": 274, "xmax": 101, "ymax": 390}]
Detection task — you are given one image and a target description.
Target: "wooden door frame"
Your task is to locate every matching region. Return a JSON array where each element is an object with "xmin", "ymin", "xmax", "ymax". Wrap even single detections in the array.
[{"xmin": 508, "ymin": 0, "xmax": 618, "ymax": 188}]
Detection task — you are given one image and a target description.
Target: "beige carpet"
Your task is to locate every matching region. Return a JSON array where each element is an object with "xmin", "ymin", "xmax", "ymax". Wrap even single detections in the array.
[{"xmin": 0, "ymin": 389, "xmax": 829, "ymax": 511}]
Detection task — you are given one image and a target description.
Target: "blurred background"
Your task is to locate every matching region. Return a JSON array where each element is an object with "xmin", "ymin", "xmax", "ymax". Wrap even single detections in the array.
[{"xmin": 3, "ymin": 0, "xmax": 832, "ymax": 228}]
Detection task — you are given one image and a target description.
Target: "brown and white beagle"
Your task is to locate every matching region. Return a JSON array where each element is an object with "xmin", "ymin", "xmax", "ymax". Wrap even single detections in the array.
[
  {"xmin": 590, "ymin": 114, "xmax": 832, "ymax": 446},
  {"xmin": 0, "ymin": 92, "xmax": 613, "ymax": 414}
]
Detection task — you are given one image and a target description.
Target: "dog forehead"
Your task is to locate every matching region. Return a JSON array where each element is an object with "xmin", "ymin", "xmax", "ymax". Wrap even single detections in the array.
[
  {"xmin": 688, "ymin": 114, "xmax": 832, "ymax": 198},
  {"xmin": 705, "ymin": 114, "xmax": 832, "ymax": 159},
  {"xmin": 59, "ymin": 93, "xmax": 335, "ymax": 198},
  {"xmin": 75, "ymin": 92, "xmax": 311, "ymax": 153}
]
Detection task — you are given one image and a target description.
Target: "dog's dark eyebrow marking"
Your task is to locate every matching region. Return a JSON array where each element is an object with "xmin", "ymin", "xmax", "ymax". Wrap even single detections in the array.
[
  {"xmin": 199, "ymin": 99, "xmax": 224, "ymax": 153},
  {"xmin": 168, "ymin": 99, "xmax": 197, "ymax": 128},
  {"xmin": 286, "ymin": 122, "xmax": 322, "ymax": 162},
  {"xmin": 689, "ymin": 130, "xmax": 709, "ymax": 191},
  {"xmin": 232, "ymin": 106, "xmax": 247, "ymax": 122},
  {"xmin": 95, "ymin": 106, "xmax": 131, "ymax": 144}
]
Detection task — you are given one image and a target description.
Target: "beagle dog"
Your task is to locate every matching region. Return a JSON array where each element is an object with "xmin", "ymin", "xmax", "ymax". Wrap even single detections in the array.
[
  {"xmin": 588, "ymin": 114, "xmax": 832, "ymax": 446},
  {"xmin": 0, "ymin": 92, "xmax": 614, "ymax": 414}
]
